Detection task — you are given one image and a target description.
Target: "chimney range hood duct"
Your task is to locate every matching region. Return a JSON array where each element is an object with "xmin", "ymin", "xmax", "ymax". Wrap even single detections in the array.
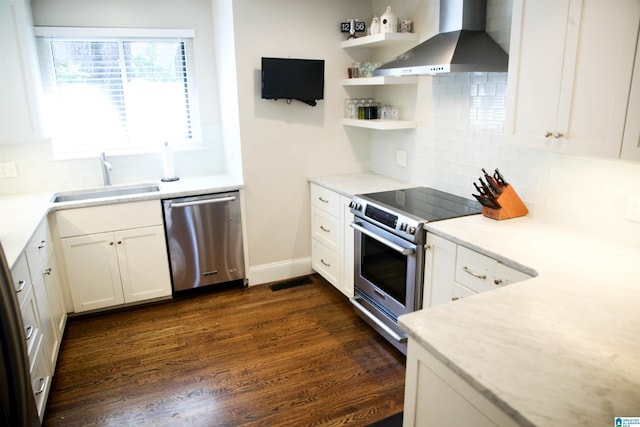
[{"xmin": 374, "ymin": 0, "xmax": 508, "ymax": 76}]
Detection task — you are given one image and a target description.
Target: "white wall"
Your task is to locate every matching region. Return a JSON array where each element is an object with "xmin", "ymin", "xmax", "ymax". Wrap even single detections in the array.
[
  {"xmin": 369, "ymin": 0, "xmax": 640, "ymax": 248},
  {"xmin": 0, "ymin": 0, "xmax": 226, "ymax": 194},
  {"xmin": 230, "ymin": 0, "xmax": 372, "ymax": 283}
]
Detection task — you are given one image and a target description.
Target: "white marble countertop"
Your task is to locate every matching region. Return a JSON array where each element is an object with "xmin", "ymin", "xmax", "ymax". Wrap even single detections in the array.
[
  {"xmin": 308, "ymin": 172, "xmax": 409, "ymax": 197},
  {"xmin": 0, "ymin": 175, "xmax": 242, "ymax": 268},
  {"xmin": 399, "ymin": 215, "xmax": 640, "ymax": 426}
]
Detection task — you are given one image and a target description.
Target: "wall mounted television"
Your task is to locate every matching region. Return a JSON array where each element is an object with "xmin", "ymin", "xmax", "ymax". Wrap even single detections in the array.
[{"xmin": 261, "ymin": 57, "xmax": 325, "ymax": 106}]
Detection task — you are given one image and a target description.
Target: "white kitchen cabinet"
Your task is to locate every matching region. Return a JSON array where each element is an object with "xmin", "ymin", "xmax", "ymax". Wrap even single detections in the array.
[
  {"xmin": 423, "ymin": 233, "xmax": 456, "ymax": 308},
  {"xmin": 506, "ymin": 0, "xmax": 640, "ymax": 158},
  {"xmin": 0, "ymin": 0, "xmax": 46, "ymax": 144},
  {"xmin": 56, "ymin": 201, "xmax": 171, "ymax": 313},
  {"xmin": 25, "ymin": 219, "xmax": 66, "ymax": 370},
  {"xmin": 310, "ymin": 183, "xmax": 344, "ymax": 292},
  {"xmin": 621, "ymin": 30, "xmax": 640, "ymax": 161},
  {"xmin": 309, "ymin": 183, "xmax": 355, "ymax": 297},
  {"xmin": 341, "ymin": 32, "xmax": 419, "ymax": 130},
  {"xmin": 12, "ymin": 235, "xmax": 54, "ymax": 423},
  {"xmin": 341, "ymin": 195, "xmax": 355, "ymax": 298},
  {"xmin": 423, "ymin": 233, "xmax": 533, "ymax": 307},
  {"xmin": 403, "ymin": 339, "xmax": 519, "ymax": 427}
]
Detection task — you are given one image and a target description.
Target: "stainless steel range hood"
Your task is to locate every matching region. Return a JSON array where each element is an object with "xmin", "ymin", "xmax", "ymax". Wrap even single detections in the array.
[{"xmin": 374, "ymin": 0, "xmax": 508, "ymax": 76}]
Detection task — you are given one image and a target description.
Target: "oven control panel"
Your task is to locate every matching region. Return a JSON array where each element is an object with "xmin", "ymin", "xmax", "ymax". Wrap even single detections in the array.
[{"xmin": 350, "ymin": 197, "xmax": 423, "ymax": 242}]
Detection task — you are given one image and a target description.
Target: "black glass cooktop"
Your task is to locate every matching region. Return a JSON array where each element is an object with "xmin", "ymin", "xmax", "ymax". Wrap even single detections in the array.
[{"xmin": 362, "ymin": 187, "xmax": 481, "ymax": 222}]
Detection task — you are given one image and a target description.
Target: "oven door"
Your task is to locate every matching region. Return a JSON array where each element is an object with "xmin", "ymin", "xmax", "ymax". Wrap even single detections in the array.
[{"xmin": 351, "ymin": 219, "xmax": 418, "ymax": 319}]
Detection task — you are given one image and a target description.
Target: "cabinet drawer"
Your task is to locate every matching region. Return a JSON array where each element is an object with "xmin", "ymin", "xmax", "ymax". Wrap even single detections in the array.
[
  {"xmin": 19, "ymin": 285, "xmax": 41, "ymax": 362},
  {"xmin": 495, "ymin": 263, "xmax": 533, "ymax": 286},
  {"xmin": 311, "ymin": 208, "xmax": 341, "ymax": 252},
  {"xmin": 29, "ymin": 335, "xmax": 51, "ymax": 421},
  {"xmin": 11, "ymin": 252, "xmax": 31, "ymax": 307},
  {"xmin": 310, "ymin": 184, "xmax": 341, "ymax": 218},
  {"xmin": 452, "ymin": 283, "xmax": 477, "ymax": 301},
  {"xmin": 25, "ymin": 219, "xmax": 49, "ymax": 274},
  {"xmin": 311, "ymin": 240, "xmax": 340, "ymax": 286},
  {"xmin": 56, "ymin": 200, "xmax": 163, "ymax": 238},
  {"xmin": 455, "ymin": 246, "xmax": 497, "ymax": 293}
]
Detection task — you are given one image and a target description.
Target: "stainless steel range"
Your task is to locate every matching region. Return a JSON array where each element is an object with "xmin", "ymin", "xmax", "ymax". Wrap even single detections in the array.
[{"xmin": 349, "ymin": 187, "xmax": 480, "ymax": 354}]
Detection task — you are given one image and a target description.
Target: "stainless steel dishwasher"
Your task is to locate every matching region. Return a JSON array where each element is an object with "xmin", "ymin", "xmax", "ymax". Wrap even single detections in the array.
[{"xmin": 162, "ymin": 191, "xmax": 245, "ymax": 292}]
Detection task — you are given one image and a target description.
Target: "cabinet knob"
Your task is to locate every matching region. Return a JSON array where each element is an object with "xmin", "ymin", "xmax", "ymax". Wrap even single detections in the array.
[
  {"xmin": 544, "ymin": 131, "xmax": 553, "ymax": 138},
  {"xmin": 109, "ymin": 241, "xmax": 114, "ymax": 246},
  {"xmin": 494, "ymin": 278, "xmax": 503, "ymax": 285},
  {"xmin": 117, "ymin": 241, "xmax": 123, "ymax": 245},
  {"xmin": 553, "ymin": 132, "xmax": 564, "ymax": 139},
  {"xmin": 451, "ymin": 297, "xmax": 459, "ymax": 301}
]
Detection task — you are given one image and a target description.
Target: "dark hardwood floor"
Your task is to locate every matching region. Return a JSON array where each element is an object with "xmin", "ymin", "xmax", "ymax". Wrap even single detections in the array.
[{"xmin": 43, "ymin": 274, "xmax": 406, "ymax": 426}]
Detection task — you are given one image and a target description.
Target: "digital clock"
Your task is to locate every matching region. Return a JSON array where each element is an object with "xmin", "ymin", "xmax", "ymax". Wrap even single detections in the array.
[{"xmin": 340, "ymin": 19, "xmax": 366, "ymax": 34}]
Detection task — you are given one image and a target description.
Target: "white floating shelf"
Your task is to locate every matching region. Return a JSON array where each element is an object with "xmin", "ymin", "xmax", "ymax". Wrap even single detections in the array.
[
  {"xmin": 341, "ymin": 76, "xmax": 418, "ymax": 86},
  {"xmin": 340, "ymin": 32, "xmax": 418, "ymax": 48},
  {"xmin": 342, "ymin": 118, "xmax": 417, "ymax": 130}
]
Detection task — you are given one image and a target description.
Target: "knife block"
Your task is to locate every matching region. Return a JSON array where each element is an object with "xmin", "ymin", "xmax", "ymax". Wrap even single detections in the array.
[{"xmin": 481, "ymin": 184, "xmax": 528, "ymax": 221}]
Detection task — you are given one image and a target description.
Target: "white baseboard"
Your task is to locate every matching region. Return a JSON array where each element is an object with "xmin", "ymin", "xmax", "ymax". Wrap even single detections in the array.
[{"xmin": 248, "ymin": 257, "xmax": 313, "ymax": 286}]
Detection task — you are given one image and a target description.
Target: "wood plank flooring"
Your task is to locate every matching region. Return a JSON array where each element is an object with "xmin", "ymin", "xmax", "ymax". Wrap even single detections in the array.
[{"xmin": 43, "ymin": 275, "xmax": 406, "ymax": 426}]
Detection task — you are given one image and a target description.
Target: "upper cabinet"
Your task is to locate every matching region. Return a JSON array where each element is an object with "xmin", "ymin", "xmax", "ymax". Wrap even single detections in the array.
[
  {"xmin": 0, "ymin": 0, "xmax": 46, "ymax": 145},
  {"xmin": 506, "ymin": 0, "xmax": 640, "ymax": 158}
]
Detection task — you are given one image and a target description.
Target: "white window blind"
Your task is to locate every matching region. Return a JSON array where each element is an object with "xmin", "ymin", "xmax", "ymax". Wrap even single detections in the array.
[{"xmin": 35, "ymin": 29, "xmax": 199, "ymax": 155}]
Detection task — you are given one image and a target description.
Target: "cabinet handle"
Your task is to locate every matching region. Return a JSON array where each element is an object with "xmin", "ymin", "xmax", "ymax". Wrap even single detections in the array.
[
  {"xmin": 25, "ymin": 326, "xmax": 34, "ymax": 341},
  {"xmin": 544, "ymin": 131, "xmax": 553, "ymax": 138},
  {"xmin": 320, "ymin": 259, "xmax": 331, "ymax": 267},
  {"xmin": 319, "ymin": 225, "xmax": 331, "ymax": 233},
  {"xmin": 44, "ymin": 267, "xmax": 52, "ymax": 276},
  {"xmin": 37, "ymin": 240, "xmax": 46, "ymax": 250},
  {"xmin": 494, "ymin": 278, "xmax": 503, "ymax": 285},
  {"xmin": 451, "ymin": 296, "xmax": 459, "ymax": 301},
  {"xmin": 553, "ymin": 132, "xmax": 564, "ymax": 139},
  {"xmin": 463, "ymin": 266, "xmax": 486, "ymax": 280},
  {"xmin": 34, "ymin": 377, "xmax": 46, "ymax": 395},
  {"xmin": 16, "ymin": 280, "xmax": 26, "ymax": 293},
  {"xmin": 318, "ymin": 197, "xmax": 329, "ymax": 203}
]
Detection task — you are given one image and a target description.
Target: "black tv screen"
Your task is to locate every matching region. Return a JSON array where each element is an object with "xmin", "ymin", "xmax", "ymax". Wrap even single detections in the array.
[{"xmin": 261, "ymin": 57, "xmax": 324, "ymax": 103}]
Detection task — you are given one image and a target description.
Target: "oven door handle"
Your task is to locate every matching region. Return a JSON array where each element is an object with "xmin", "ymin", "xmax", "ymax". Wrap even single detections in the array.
[
  {"xmin": 350, "ymin": 222, "xmax": 415, "ymax": 256},
  {"xmin": 350, "ymin": 296, "xmax": 408, "ymax": 344}
]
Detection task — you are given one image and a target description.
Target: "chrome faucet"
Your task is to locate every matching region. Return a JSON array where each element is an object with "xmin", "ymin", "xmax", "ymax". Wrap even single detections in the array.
[{"xmin": 100, "ymin": 152, "xmax": 112, "ymax": 186}]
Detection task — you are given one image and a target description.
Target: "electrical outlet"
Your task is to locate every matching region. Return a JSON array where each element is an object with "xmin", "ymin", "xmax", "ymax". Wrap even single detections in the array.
[
  {"xmin": 0, "ymin": 162, "xmax": 17, "ymax": 178},
  {"xmin": 625, "ymin": 195, "xmax": 640, "ymax": 223},
  {"xmin": 396, "ymin": 150, "xmax": 407, "ymax": 167}
]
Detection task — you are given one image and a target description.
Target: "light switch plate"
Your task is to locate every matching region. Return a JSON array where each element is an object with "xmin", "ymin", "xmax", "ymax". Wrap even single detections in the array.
[
  {"xmin": 396, "ymin": 150, "xmax": 407, "ymax": 167},
  {"xmin": 625, "ymin": 194, "xmax": 640, "ymax": 223},
  {"xmin": 0, "ymin": 162, "xmax": 18, "ymax": 178}
]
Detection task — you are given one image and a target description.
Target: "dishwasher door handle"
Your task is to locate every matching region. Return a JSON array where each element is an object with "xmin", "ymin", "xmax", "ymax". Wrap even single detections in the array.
[{"xmin": 169, "ymin": 196, "xmax": 236, "ymax": 208}]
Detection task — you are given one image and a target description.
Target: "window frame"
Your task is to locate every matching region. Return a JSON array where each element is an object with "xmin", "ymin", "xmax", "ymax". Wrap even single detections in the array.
[{"xmin": 34, "ymin": 27, "xmax": 201, "ymax": 158}]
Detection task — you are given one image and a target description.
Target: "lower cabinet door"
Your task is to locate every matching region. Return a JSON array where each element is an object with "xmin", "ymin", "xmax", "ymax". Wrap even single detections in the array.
[
  {"xmin": 62, "ymin": 232, "xmax": 125, "ymax": 312},
  {"xmin": 116, "ymin": 225, "xmax": 172, "ymax": 303}
]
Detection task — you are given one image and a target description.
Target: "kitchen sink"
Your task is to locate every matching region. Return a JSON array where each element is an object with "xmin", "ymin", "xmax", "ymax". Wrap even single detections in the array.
[{"xmin": 51, "ymin": 184, "xmax": 160, "ymax": 203}]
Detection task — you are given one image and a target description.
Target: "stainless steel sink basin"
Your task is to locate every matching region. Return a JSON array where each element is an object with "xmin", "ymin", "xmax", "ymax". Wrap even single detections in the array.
[{"xmin": 51, "ymin": 184, "xmax": 160, "ymax": 203}]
